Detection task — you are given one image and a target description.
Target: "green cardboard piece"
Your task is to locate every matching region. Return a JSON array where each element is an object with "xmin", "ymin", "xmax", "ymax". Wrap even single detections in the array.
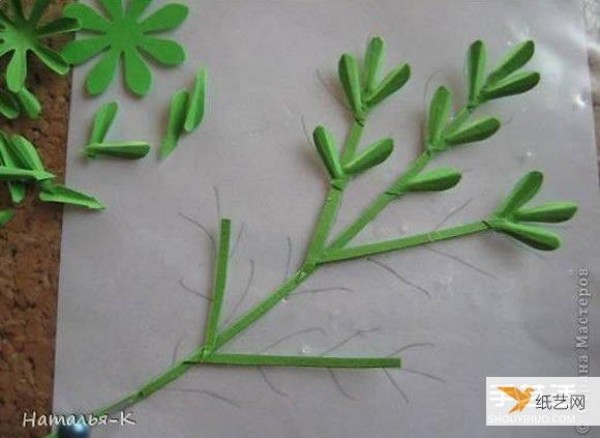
[
  {"xmin": 183, "ymin": 67, "xmax": 207, "ymax": 133},
  {"xmin": 84, "ymin": 142, "xmax": 151, "ymax": 160},
  {"xmin": 0, "ymin": 0, "xmax": 78, "ymax": 92},
  {"xmin": 39, "ymin": 182, "xmax": 105, "ymax": 210},
  {"xmin": 159, "ymin": 88, "xmax": 188, "ymax": 158},
  {"xmin": 63, "ymin": 1, "xmax": 189, "ymax": 97}
]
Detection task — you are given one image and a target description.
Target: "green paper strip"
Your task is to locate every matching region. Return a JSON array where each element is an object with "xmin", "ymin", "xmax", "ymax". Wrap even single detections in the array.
[
  {"xmin": 90, "ymin": 101, "xmax": 119, "ymax": 144},
  {"xmin": 183, "ymin": 67, "xmax": 207, "ymax": 133},
  {"xmin": 0, "ymin": 209, "xmax": 14, "ymax": 227},
  {"xmin": 204, "ymin": 219, "xmax": 232, "ymax": 350},
  {"xmin": 0, "ymin": 166, "xmax": 53, "ymax": 181},
  {"xmin": 84, "ymin": 142, "xmax": 151, "ymax": 160},
  {"xmin": 160, "ymin": 88, "xmax": 189, "ymax": 158},
  {"xmin": 324, "ymin": 221, "xmax": 490, "ymax": 262},
  {"xmin": 39, "ymin": 183, "xmax": 105, "ymax": 210},
  {"xmin": 202, "ymin": 353, "xmax": 401, "ymax": 369}
]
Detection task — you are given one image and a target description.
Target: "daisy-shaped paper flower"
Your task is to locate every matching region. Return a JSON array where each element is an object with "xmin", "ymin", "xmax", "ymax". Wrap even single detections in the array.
[
  {"xmin": 0, "ymin": 0, "xmax": 79, "ymax": 92},
  {"xmin": 62, "ymin": 0, "xmax": 189, "ymax": 97}
]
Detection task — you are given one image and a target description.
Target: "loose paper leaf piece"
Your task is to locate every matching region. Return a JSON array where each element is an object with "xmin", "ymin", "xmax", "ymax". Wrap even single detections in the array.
[
  {"xmin": 406, "ymin": 168, "xmax": 462, "ymax": 192},
  {"xmin": 203, "ymin": 353, "xmax": 401, "ymax": 369},
  {"xmin": 39, "ymin": 183, "xmax": 105, "ymax": 210},
  {"xmin": 183, "ymin": 68, "xmax": 207, "ymax": 133},
  {"xmin": 343, "ymin": 138, "xmax": 393, "ymax": 175},
  {"xmin": 313, "ymin": 126, "xmax": 343, "ymax": 180},
  {"xmin": 90, "ymin": 101, "xmax": 119, "ymax": 144},
  {"xmin": 84, "ymin": 142, "xmax": 151, "ymax": 160},
  {"xmin": 0, "ymin": 209, "xmax": 14, "ymax": 227},
  {"xmin": 0, "ymin": 0, "xmax": 77, "ymax": 92},
  {"xmin": 160, "ymin": 89, "xmax": 189, "ymax": 158},
  {"xmin": 63, "ymin": 1, "xmax": 189, "ymax": 96},
  {"xmin": 514, "ymin": 202, "xmax": 578, "ymax": 223}
]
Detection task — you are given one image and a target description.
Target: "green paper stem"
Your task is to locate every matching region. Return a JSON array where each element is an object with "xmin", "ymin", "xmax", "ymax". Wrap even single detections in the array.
[
  {"xmin": 324, "ymin": 221, "xmax": 491, "ymax": 263},
  {"xmin": 204, "ymin": 219, "xmax": 232, "ymax": 351},
  {"xmin": 201, "ymin": 353, "xmax": 401, "ymax": 369}
]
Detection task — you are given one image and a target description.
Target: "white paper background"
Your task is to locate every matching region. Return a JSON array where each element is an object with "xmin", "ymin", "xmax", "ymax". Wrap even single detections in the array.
[{"xmin": 55, "ymin": 1, "xmax": 600, "ymax": 437}]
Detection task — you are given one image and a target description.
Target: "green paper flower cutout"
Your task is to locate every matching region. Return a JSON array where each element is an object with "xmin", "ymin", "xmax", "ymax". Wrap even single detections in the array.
[
  {"xmin": 62, "ymin": 0, "xmax": 189, "ymax": 97},
  {"xmin": 0, "ymin": 0, "xmax": 79, "ymax": 92}
]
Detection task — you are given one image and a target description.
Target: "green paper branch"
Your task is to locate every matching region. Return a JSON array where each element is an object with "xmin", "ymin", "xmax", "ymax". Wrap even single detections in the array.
[
  {"xmin": 44, "ymin": 38, "xmax": 578, "ymax": 438},
  {"xmin": 0, "ymin": 131, "xmax": 105, "ymax": 211},
  {"xmin": 0, "ymin": 0, "xmax": 78, "ymax": 93},
  {"xmin": 83, "ymin": 101, "xmax": 150, "ymax": 159},
  {"xmin": 62, "ymin": 0, "xmax": 189, "ymax": 97},
  {"xmin": 160, "ymin": 67, "xmax": 208, "ymax": 158}
]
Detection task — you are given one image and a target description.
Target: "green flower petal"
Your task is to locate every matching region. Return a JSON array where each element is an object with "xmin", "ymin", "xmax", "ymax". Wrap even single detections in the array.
[
  {"xmin": 99, "ymin": 0, "xmax": 125, "ymax": 20},
  {"xmin": 6, "ymin": 49, "xmax": 27, "ymax": 92},
  {"xmin": 124, "ymin": 48, "xmax": 152, "ymax": 96},
  {"xmin": 37, "ymin": 17, "xmax": 80, "ymax": 37},
  {"xmin": 86, "ymin": 49, "xmax": 120, "ymax": 96},
  {"xmin": 63, "ymin": 3, "xmax": 110, "ymax": 32},
  {"xmin": 63, "ymin": 37, "xmax": 110, "ymax": 65},
  {"xmin": 30, "ymin": 0, "xmax": 52, "ymax": 24},
  {"xmin": 138, "ymin": 37, "xmax": 185, "ymax": 66},
  {"xmin": 32, "ymin": 45, "xmax": 70, "ymax": 75},
  {"xmin": 128, "ymin": 0, "xmax": 153, "ymax": 20},
  {"xmin": 140, "ymin": 4, "xmax": 189, "ymax": 33}
]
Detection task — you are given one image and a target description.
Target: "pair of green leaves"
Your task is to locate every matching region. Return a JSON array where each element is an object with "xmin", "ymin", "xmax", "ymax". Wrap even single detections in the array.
[
  {"xmin": 0, "ymin": 85, "xmax": 41, "ymax": 120},
  {"xmin": 313, "ymin": 125, "xmax": 393, "ymax": 183},
  {"xmin": 467, "ymin": 40, "xmax": 541, "ymax": 107},
  {"xmin": 427, "ymin": 86, "xmax": 501, "ymax": 152},
  {"xmin": 84, "ymin": 102, "xmax": 150, "ymax": 160},
  {"xmin": 487, "ymin": 171, "xmax": 578, "ymax": 250},
  {"xmin": 0, "ymin": 130, "xmax": 104, "ymax": 211},
  {"xmin": 160, "ymin": 67, "xmax": 208, "ymax": 159},
  {"xmin": 339, "ymin": 37, "xmax": 411, "ymax": 122}
]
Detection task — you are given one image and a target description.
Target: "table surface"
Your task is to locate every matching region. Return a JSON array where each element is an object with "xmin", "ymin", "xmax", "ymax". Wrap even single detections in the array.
[{"xmin": 0, "ymin": 1, "xmax": 598, "ymax": 437}]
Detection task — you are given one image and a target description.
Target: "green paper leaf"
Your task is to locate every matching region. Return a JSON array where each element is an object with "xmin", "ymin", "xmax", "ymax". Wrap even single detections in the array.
[
  {"xmin": 0, "ymin": 90, "xmax": 20, "ymax": 119},
  {"xmin": 514, "ymin": 201, "xmax": 578, "ymax": 223},
  {"xmin": 0, "ymin": 209, "xmax": 14, "ymax": 227},
  {"xmin": 160, "ymin": 89, "xmax": 189, "ymax": 159},
  {"xmin": 363, "ymin": 36, "xmax": 386, "ymax": 94},
  {"xmin": 90, "ymin": 102, "xmax": 119, "ymax": 144},
  {"xmin": 443, "ymin": 117, "xmax": 500, "ymax": 146},
  {"xmin": 62, "ymin": 37, "xmax": 111, "ymax": 65},
  {"xmin": 6, "ymin": 49, "xmax": 27, "ymax": 93},
  {"xmin": 343, "ymin": 138, "xmax": 393, "ymax": 175},
  {"xmin": 63, "ymin": 3, "xmax": 110, "ymax": 32},
  {"xmin": 124, "ymin": 48, "xmax": 153, "ymax": 96},
  {"xmin": 84, "ymin": 142, "xmax": 151, "ymax": 160},
  {"xmin": 490, "ymin": 220, "xmax": 561, "ymax": 251},
  {"xmin": 338, "ymin": 53, "xmax": 363, "ymax": 117},
  {"xmin": 481, "ymin": 71, "xmax": 541, "ymax": 101},
  {"xmin": 406, "ymin": 167, "xmax": 462, "ymax": 192},
  {"xmin": 0, "ymin": 133, "xmax": 26, "ymax": 203},
  {"xmin": 365, "ymin": 64, "xmax": 410, "ymax": 107},
  {"xmin": 8, "ymin": 135, "xmax": 45, "ymax": 171},
  {"xmin": 31, "ymin": 44, "xmax": 70, "ymax": 75},
  {"xmin": 86, "ymin": 49, "xmax": 120, "ymax": 96},
  {"xmin": 16, "ymin": 87, "xmax": 42, "ymax": 119},
  {"xmin": 313, "ymin": 126, "xmax": 344, "ymax": 180},
  {"xmin": 0, "ymin": 166, "xmax": 54, "ymax": 181},
  {"xmin": 7, "ymin": 181, "xmax": 26, "ymax": 204},
  {"xmin": 140, "ymin": 4, "xmax": 189, "ymax": 33},
  {"xmin": 138, "ymin": 37, "xmax": 186, "ymax": 66},
  {"xmin": 494, "ymin": 171, "xmax": 543, "ymax": 217},
  {"xmin": 427, "ymin": 86, "xmax": 452, "ymax": 148},
  {"xmin": 467, "ymin": 40, "xmax": 487, "ymax": 104},
  {"xmin": 39, "ymin": 183, "xmax": 105, "ymax": 210},
  {"xmin": 487, "ymin": 40, "xmax": 535, "ymax": 84},
  {"xmin": 183, "ymin": 67, "xmax": 207, "ymax": 133}
]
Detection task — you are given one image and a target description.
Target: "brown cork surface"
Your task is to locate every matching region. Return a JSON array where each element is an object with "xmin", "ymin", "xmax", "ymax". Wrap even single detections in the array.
[{"xmin": 0, "ymin": 1, "xmax": 72, "ymax": 437}]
